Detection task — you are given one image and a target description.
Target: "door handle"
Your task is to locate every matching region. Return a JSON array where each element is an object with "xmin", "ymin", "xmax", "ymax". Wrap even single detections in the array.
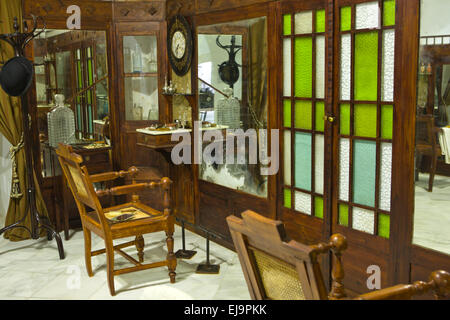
[{"xmin": 323, "ymin": 115, "xmax": 336, "ymax": 123}]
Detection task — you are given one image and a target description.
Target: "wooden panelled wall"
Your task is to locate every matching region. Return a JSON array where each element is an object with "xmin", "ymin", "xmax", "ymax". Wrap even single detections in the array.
[{"xmin": 23, "ymin": 0, "xmax": 450, "ymax": 296}]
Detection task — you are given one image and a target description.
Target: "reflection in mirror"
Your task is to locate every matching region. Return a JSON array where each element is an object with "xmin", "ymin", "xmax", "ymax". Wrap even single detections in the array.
[
  {"xmin": 414, "ymin": 0, "xmax": 450, "ymax": 254},
  {"xmin": 197, "ymin": 17, "xmax": 268, "ymax": 197},
  {"xmin": 33, "ymin": 30, "xmax": 110, "ymax": 177}
]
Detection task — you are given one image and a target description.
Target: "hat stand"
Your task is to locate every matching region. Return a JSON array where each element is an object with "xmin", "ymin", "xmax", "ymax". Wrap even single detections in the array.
[{"xmin": 0, "ymin": 16, "xmax": 65, "ymax": 259}]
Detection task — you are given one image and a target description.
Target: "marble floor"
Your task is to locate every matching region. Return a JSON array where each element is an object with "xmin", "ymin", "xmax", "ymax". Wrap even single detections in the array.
[
  {"xmin": 413, "ymin": 173, "xmax": 450, "ymax": 255},
  {"xmin": 0, "ymin": 225, "xmax": 250, "ymax": 300}
]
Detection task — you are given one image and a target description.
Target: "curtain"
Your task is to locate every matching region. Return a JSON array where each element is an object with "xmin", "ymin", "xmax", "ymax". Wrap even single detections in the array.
[{"xmin": 0, "ymin": 0, "xmax": 50, "ymax": 241}]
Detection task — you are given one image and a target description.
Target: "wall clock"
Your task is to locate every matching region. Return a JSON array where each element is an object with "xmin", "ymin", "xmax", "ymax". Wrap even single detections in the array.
[{"xmin": 167, "ymin": 15, "xmax": 193, "ymax": 76}]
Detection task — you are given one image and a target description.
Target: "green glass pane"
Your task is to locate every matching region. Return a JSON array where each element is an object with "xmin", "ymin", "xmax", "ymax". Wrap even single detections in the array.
[
  {"xmin": 77, "ymin": 61, "xmax": 82, "ymax": 88},
  {"xmin": 355, "ymin": 104, "xmax": 377, "ymax": 138},
  {"xmin": 339, "ymin": 204, "xmax": 349, "ymax": 226},
  {"xmin": 341, "ymin": 6, "xmax": 352, "ymax": 31},
  {"xmin": 353, "ymin": 140, "xmax": 376, "ymax": 207},
  {"xmin": 76, "ymin": 104, "xmax": 81, "ymax": 130},
  {"xmin": 340, "ymin": 104, "xmax": 351, "ymax": 135},
  {"xmin": 88, "ymin": 60, "xmax": 93, "ymax": 85},
  {"xmin": 315, "ymin": 102, "xmax": 325, "ymax": 132},
  {"xmin": 284, "ymin": 189, "xmax": 292, "ymax": 208},
  {"xmin": 315, "ymin": 196, "xmax": 324, "ymax": 219},
  {"xmin": 383, "ymin": 0, "xmax": 396, "ymax": 26},
  {"xmin": 284, "ymin": 100, "xmax": 291, "ymax": 127},
  {"xmin": 87, "ymin": 91, "xmax": 92, "ymax": 104},
  {"xmin": 381, "ymin": 105, "xmax": 393, "ymax": 139},
  {"xmin": 295, "ymin": 37, "xmax": 313, "ymax": 98},
  {"xmin": 378, "ymin": 213, "xmax": 390, "ymax": 238},
  {"xmin": 355, "ymin": 32, "xmax": 379, "ymax": 101},
  {"xmin": 316, "ymin": 9, "xmax": 325, "ymax": 33},
  {"xmin": 295, "ymin": 132, "xmax": 312, "ymax": 191},
  {"xmin": 295, "ymin": 100, "xmax": 312, "ymax": 130},
  {"xmin": 284, "ymin": 14, "xmax": 292, "ymax": 36}
]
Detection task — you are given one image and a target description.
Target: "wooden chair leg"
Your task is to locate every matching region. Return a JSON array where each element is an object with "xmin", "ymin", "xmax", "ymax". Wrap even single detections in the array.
[
  {"xmin": 429, "ymin": 154, "xmax": 437, "ymax": 192},
  {"xmin": 83, "ymin": 228, "xmax": 93, "ymax": 277},
  {"xmin": 136, "ymin": 235, "xmax": 145, "ymax": 263},
  {"xmin": 165, "ymin": 230, "xmax": 177, "ymax": 283},
  {"xmin": 105, "ymin": 239, "xmax": 116, "ymax": 296}
]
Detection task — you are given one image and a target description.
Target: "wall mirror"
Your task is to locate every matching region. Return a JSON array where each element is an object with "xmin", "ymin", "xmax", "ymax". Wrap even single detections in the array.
[
  {"xmin": 414, "ymin": 0, "xmax": 450, "ymax": 255},
  {"xmin": 197, "ymin": 17, "xmax": 268, "ymax": 197},
  {"xmin": 33, "ymin": 29, "xmax": 110, "ymax": 176}
]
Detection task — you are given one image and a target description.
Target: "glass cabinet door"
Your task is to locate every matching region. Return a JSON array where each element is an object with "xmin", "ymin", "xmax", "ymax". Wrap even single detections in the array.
[{"xmin": 122, "ymin": 35, "xmax": 159, "ymax": 121}]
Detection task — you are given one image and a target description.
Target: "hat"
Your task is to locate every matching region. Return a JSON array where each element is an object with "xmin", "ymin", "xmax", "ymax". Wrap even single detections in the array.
[{"xmin": 0, "ymin": 56, "xmax": 34, "ymax": 97}]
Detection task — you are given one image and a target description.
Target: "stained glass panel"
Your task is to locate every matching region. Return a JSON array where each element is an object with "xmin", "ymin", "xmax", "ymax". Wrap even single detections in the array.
[
  {"xmin": 295, "ymin": 132, "xmax": 312, "ymax": 191},
  {"xmin": 295, "ymin": 37, "xmax": 313, "ymax": 98},
  {"xmin": 295, "ymin": 11, "xmax": 313, "ymax": 35},
  {"xmin": 355, "ymin": 32, "xmax": 379, "ymax": 101},
  {"xmin": 284, "ymin": 100, "xmax": 291, "ymax": 127},
  {"xmin": 353, "ymin": 207, "xmax": 375, "ymax": 234},
  {"xmin": 316, "ymin": 10, "xmax": 325, "ymax": 33},
  {"xmin": 340, "ymin": 34, "xmax": 352, "ymax": 101},
  {"xmin": 383, "ymin": 0, "xmax": 396, "ymax": 26},
  {"xmin": 316, "ymin": 36, "xmax": 326, "ymax": 99},
  {"xmin": 378, "ymin": 213, "xmax": 390, "ymax": 238},
  {"xmin": 284, "ymin": 14, "xmax": 292, "ymax": 35},
  {"xmin": 340, "ymin": 104, "xmax": 351, "ymax": 135},
  {"xmin": 381, "ymin": 105, "xmax": 393, "ymax": 139},
  {"xmin": 339, "ymin": 204, "xmax": 349, "ymax": 226},
  {"xmin": 315, "ymin": 102, "xmax": 325, "ymax": 132},
  {"xmin": 339, "ymin": 138, "xmax": 350, "ymax": 201},
  {"xmin": 341, "ymin": 6, "xmax": 352, "ymax": 31},
  {"xmin": 315, "ymin": 197, "xmax": 324, "ymax": 219},
  {"xmin": 295, "ymin": 191, "xmax": 312, "ymax": 215},
  {"xmin": 284, "ymin": 188, "xmax": 292, "ymax": 208},
  {"xmin": 295, "ymin": 100, "xmax": 312, "ymax": 130},
  {"xmin": 354, "ymin": 104, "xmax": 377, "ymax": 138},
  {"xmin": 353, "ymin": 140, "xmax": 376, "ymax": 207},
  {"xmin": 382, "ymin": 30, "xmax": 395, "ymax": 102},
  {"xmin": 283, "ymin": 38, "xmax": 292, "ymax": 97},
  {"xmin": 284, "ymin": 131, "xmax": 291, "ymax": 186},
  {"xmin": 355, "ymin": 1, "xmax": 380, "ymax": 30},
  {"xmin": 380, "ymin": 143, "xmax": 392, "ymax": 212},
  {"xmin": 315, "ymin": 134, "xmax": 324, "ymax": 195}
]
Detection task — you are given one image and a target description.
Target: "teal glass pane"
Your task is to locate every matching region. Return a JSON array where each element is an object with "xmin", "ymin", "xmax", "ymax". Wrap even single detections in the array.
[
  {"xmin": 353, "ymin": 140, "xmax": 376, "ymax": 207},
  {"xmin": 76, "ymin": 104, "xmax": 81, "ymax": 130},
  {"xmin": 295, "ymin": 37, "xmax": 313, "ymax": 98},
  {"xmin": 295, "ymin": 100, "xmax": 312, "ymax": 130},
  {"xmin": 284, "ymin": 100, "xmax": 291, "ymax": 127},
  {"xmin": 383, "ymin": 0, "xmax": 396, "ymax": 26},
  {"xmin": 315, "ymin": 102, "xmax": 325, "ymax": 132},
  {"xmin": 355, "ymin": 32, "xmax": 379, "ymax": 101},
  {"xmin": 284, "ymin": 14, "xmax": 292, "ymax": 36},
  {"xmin": 316, "ymin": 9, "xmax": 326, "ymax": 33},
  {"xmin": 295, "ymin": 132, "xmax": 312, "ymax": 191},
  {"xmin": 88, "ymin": 105, "xmax": 93, "ymax": 133},
  {"xmin": 341, "ymin": 6, "xmax": 352, "ymax": 31}
]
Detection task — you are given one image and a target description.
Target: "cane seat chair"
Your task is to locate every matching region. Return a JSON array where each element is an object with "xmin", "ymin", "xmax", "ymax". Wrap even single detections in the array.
[
  {"xmin": 226, "ymin": 210, "xmax": 348, "ymax": 300},
  {"xmin": 227, "ymin": 211, "xmax": 450, "ymax": 300},
  {"xmin": 415, "ymin": 114, "xmax": 442, "ymax": 192},
  {"xmin": 56, "ymin": 143, "xmax": 177, "ymax": 296}
]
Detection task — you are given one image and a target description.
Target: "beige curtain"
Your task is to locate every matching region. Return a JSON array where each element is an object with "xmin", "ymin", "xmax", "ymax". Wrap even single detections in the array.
[{"xmin": 0, "ymin": 0, "xmax": 50, "ymax": 241}]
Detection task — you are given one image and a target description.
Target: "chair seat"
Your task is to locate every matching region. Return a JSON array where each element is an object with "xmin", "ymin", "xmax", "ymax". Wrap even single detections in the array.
[{"xmin": 85, "ymin": 202, "xmax": 169, "ymax": 239}]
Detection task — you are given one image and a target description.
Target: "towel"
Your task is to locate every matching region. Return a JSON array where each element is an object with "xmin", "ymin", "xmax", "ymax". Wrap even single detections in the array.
[{"xmin": 439, "ymin": 127, "xmax": 450, "ymax": 164}]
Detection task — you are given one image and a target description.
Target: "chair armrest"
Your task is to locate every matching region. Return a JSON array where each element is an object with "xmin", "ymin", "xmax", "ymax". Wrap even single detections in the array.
[
  {"xmin": 96, "ymin": 177, "xmax": 172, "ymax": 197},
  {"xmin": 90, "ymin": 166, "xmax": 139, "ymax": 183}
]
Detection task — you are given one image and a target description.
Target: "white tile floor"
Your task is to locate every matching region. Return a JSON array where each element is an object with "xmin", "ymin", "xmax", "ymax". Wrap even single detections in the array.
[
  {"xmin": 413, "ymin": 174, "xmax": 450, "ymax": 255},
  {"xmin": 0, "ymin": 225, "xmax": 250, "ymax": 300}
]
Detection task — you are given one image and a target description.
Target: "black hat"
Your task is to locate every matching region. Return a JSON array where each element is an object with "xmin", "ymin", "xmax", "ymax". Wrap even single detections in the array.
[{"xmin": 0, "ymin": 56, "xmax": 34, "ymax": 97}]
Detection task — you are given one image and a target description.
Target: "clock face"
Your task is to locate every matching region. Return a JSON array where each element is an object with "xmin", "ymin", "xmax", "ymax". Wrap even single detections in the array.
[{"xmin": 172, "ymin": 31, "xmax": 186, "ymax": 59}]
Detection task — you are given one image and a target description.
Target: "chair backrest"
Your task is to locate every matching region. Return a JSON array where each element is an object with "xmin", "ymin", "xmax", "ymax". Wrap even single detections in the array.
[
  {"xmin": 416, "ymin": 114, "xmax": 438, "ymax": 147},
  {"xmin": 55, "ymin": 143, "xmax": 106, "ymax": 225},
  {"xmin": 226, "ymin": 210, "xmax": 347, "ymax": 300}
]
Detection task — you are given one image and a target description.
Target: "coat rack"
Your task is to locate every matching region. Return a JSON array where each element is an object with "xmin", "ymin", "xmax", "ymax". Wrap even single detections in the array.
[{"xmin": 0, "ymin": 15, "xmax": 65, "ymax": 259}]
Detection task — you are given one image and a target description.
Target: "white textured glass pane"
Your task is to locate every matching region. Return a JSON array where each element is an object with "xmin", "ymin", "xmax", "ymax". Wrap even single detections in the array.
[
  {"xmin": 380, "ymin": 143, "xmax": 392, "ymax": 211},
  {"xmin": 339, "ymin": 138, "xmax": 350, "ymax": 201},
  {"xmin": 353, "ymin": 207, "xmax": 375, "ymax": 234},
  {"xmin": 382, "ymin": 30, "xmax": 395, "ymax": 102},
  {"xmin": 284, "ymin": 131, "xmax": 291, "ymax": 186},
  {"xmin": 283, "ymin": 38, "xmax": 291, "ymax": 97},
  {"xmin": 356, "ymin": 1, "xmax": 380, "ymax": 30},
  {"xmin": 295, "ymin": 11, "xmax": 313, "ymax": 34},
  {"xmin": 316, "ymin": 36, "xmax": 325, "ymax": 99},
  {"xmin": 295, "ymin": 191, "xmax": 312, "ymax": 215},
  {"xmin": 340, "ymin": 34, "xmax": 351, "ymax": 101},
  {"xmin": 315, "ymin": 134, "xmax": 324, "ymax": 195}
]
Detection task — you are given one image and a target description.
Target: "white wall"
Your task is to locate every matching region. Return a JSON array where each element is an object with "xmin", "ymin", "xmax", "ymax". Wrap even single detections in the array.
[
  {"xmin": 0, "ymin": 134, "xmax": 12, "ymax": 226},
  {"xmin": 421, "ymin": 0, "xmax": 450, "ymax": 36}
]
